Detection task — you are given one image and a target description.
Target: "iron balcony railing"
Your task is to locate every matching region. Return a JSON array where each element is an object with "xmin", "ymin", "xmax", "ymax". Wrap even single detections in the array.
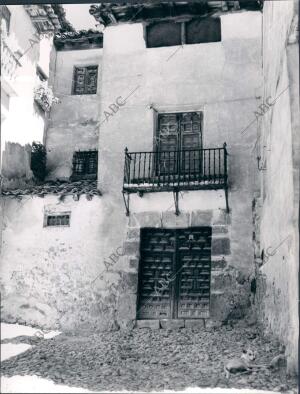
[{"xmin": 123, "ymin": 143, "xmax": 228, "ymax": 193}]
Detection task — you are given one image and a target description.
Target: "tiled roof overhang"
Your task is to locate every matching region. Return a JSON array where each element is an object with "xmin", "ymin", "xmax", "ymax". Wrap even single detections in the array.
[
  {"xmin": 90, "ymin": 1, "xmax": 263, "ymax": 27},
  {"xmin": 54, "ymin": 30, "xmax": 103, "ymax": 50}
]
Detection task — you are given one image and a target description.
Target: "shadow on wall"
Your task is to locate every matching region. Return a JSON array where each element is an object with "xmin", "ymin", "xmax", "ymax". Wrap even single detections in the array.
[{"xmin": 1, "ymin": 142, "xmax": 34, "ymax": 190}]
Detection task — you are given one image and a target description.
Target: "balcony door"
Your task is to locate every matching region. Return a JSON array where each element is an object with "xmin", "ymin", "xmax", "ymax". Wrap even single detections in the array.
[{"xmin": 156, "ymin": 112, "xmax": 202, "ymax": 176}]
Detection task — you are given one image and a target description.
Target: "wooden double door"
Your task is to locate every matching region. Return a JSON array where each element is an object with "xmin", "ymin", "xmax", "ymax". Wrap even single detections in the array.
[
  {"xmin": 137, "ymin": 227, "xmax": 212, "ymax": 320},
  {"xmin": 156, "ymin": 112, "xmax": 203, "ymax": 176}
]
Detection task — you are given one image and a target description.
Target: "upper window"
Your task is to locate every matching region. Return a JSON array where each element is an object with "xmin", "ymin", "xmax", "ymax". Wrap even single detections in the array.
[
  {"xmin": 146, "ymin": 17, "xmax": 221, "ymax": 48},
  {"xmin": 71, "ymin": 150, "xmax": 98, "ymax": 180},
  {"xmin": 72, "ymin": 66, "xmax": 98, "ymax": 95},
  {"xmin": 0, "ymin": 5, "xmax": 11, "ymax": 36}
]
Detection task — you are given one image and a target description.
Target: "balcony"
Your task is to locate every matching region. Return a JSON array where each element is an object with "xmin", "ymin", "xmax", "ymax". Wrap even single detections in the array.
[
  {"xmin": 1, "ymin": 39, "xmax": 21, "ymax": 90},
  {"xmin": 122, "ymin": 144, "xmax": 229, "ymax": 215}
]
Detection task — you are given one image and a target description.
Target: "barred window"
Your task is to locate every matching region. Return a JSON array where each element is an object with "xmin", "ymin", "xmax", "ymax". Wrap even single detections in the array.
[
  {"xmin": 72, "ymin": 66, "xmax": 98, "ymax": 95},
  {"xmin": 46, "ymin": 214, "xmax": 70, "ymax": 227},
  {"xmin": 72, "ymin": 150, "xmax": 98, "ymax": 180}
]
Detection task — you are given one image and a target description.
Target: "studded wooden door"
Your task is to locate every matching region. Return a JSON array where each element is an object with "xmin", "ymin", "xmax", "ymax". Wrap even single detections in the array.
[{"xmin": 137, "ymin": 227, "xmax": 212, "ymax": 320}]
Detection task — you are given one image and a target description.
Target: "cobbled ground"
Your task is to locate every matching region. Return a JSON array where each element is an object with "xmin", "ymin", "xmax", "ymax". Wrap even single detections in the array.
[{"xmin": 1, "ymin": 325, "xmax": 298, "ymax": 392}]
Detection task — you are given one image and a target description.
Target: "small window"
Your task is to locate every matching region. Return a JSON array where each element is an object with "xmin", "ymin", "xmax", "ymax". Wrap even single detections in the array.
[
  {"xmin": 0, "ymin": 5, "xmax": 11, "ymax": 36},
  {"xmin": 72, "ymin": 150, "xmax": 98, "ymax": 180},
  {"xmin": 147, "ymin": 21, "xmax": 182, "ymax": 48},
  {"xmin": 146, "ymin": 17, "xmax": 221, "ymax": 48},
  {"xmin": 72, "ymin": 66, "xmax": 98, "ymax": 95},
  {"xmin": 46, "ymin": 214, "xmax": 70, "ymax": 227},
  {"xmin": 186, "ymin": 17, "xmax": 221, "ymax": 44}
]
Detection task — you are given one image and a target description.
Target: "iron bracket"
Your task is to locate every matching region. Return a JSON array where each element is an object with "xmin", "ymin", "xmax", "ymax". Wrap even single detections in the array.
[
  {"xmin": 122, "ymin": 191, "xmax": 130, "ymax": 216},
  {"xmin": 173, "ymin": 189, "xmax": 180, "ymax": 216},
  {"xmin": 225, "ymin": 186, "xmax": 229, "ymax": 213}
]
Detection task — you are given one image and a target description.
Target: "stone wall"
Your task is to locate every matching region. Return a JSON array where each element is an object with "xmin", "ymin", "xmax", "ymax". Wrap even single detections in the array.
[{"xmin": 255, "ymin": 0, "xmax": 299, "ymax": 374}]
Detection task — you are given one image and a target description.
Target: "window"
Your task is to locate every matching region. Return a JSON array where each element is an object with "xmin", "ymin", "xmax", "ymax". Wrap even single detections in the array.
[
  {"xmin": 46, "ymin": 214, "xmax": 70, "ymax": 227},
  {"xmin": 146, "ymin": 17, "xmax": 221, "ymax": 48},
  {"xmin": 72, "ymin": 150, "xmax": 98, "ymax": 180},
  {"xmin": 155, "ymin": 112, "xmax": 202, "ymax": 174},
  {"xmin": 147, "ymin": 21, "xmax": 182, "ymax": 48},
  {"xmin": 0, "ymin": 5, "xmax": 11, "ymax": 36},
  {"xmin": 72, "ymin": 66, "xmax": 98, "ymax": 95}
]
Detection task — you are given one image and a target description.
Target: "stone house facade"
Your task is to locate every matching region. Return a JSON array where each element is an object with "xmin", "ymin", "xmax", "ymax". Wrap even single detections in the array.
[{"xmin": 0, "ymin": 1, "xmax": 298, "ymax": 374}]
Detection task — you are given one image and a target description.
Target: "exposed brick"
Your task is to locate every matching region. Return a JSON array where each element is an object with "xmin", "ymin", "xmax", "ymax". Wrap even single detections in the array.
[
  {"xmin": 136, "ymin": 319, "xmax": 160, "ymax": 329},
  {"xmin": 161, "ymin": 212, "xmax": 189, "ymax": 228},
  {"xmin": 211, "ymin": 237, "xmax": 230, "ymax": 255},
  {"xmin": 191, "ymin": 210, "xmax": 213, "ymax": 226},
  {"xmin": 123, "ymin": 241, "xmax": 140, "ymax": 256},
  {"xmin": 185, "ymin": 319, "xmax": 205, "ymax": 329},
  {"xmin": 122, "ymin": 272, "xmax": 138, "ymax": 293},
  {"xmin": 160, "ymin": 319, "xmax": 185, "ymax": 329}
]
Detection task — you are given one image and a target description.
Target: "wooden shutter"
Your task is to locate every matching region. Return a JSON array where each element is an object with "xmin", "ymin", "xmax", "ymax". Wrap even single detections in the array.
[
  {"xmin": 73, "ymin": 66, "xmax": 98, "ymax": 95},
  {"xmin": 73, "ymin": 67, "xmax": 86, "ymax": 95}
]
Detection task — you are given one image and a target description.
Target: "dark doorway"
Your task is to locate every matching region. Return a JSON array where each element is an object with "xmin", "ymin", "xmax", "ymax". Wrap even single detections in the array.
[{"xmin": 137, "ymin": 227, "xmax": 212, "ymax": 320}]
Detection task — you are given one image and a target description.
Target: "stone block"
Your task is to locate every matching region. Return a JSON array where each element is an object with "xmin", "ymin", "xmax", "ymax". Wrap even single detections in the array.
[
  {"xmin": 126, "ymin": 228, "xmax": 140, "ymax": 240},
  {"xmin": 212, "ymin": 225, "xmax": 229, "ymax": 234},
  {"xmin": 129, "ymin": 212, "xmax": 161, "ymax": 228},
  {"xmin": 136, "ymin": 319, "xmax": 160, "ymax": 329},
  {"xmin": 184, "ymin": 319, "xmax": 205, "ymax": 329},
  {"xmin": 212, "ymin": 209, "xmax": 231, "ymax": 225},
  {"xmin": 122, "ymin": 272, "xmax": 138, "ymax": 293},
  {"xmin": 191, "ymin": 210, "xmax": 213, "ymax": 226},
  {"xmin": 116, "ymin": 293, "xmax": 137, "ymax": 321},
  {"xmin": 123, "ymin": 241, "xmax": 140, "ymax": 256},
  {"xmin": 211, "ymin": 257, "xmax": 227, "ymax": 270},
  {"xmin": 208, "ymin": 292, "xmax": 231, "ymax": 321},
  {"xmin": 160, "ymin": 319, "xmax": 185, "ymax": 329},
  {"xmin": 129, "ymin": 257, "xmax": 139, "ymax": 269},
  {"xmin": 205, "ymin": 319, "xmax": 223, "ymax": 329},
  {"xmin": 211, "ymin": 237, "xmax": 230, "ymax": 255},
  {"xmin": 161, "ymin": 211, "xmax": 189, "ymax": 228}
]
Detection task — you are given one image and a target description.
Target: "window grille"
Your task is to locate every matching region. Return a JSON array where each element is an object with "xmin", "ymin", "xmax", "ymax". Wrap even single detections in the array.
[
  {"xmin": 72, "ymin": 150, "xmax": 98, "ymax": 180},
  {"xmin": 72, "ymin": 66, "xmax": 98, "ymax": 95},
  {"xmin": 46, "ymin": 214, "xmax": 70, "ymax": 227}
]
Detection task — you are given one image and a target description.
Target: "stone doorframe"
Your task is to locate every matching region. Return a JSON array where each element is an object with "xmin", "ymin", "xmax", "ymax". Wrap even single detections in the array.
[{"xmin": 119, "ymin": 209, "xmax": 234, "ymax": 329}]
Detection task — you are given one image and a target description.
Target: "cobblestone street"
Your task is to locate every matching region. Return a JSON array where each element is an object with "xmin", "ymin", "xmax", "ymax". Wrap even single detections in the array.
[{"xmin": 1, "ymin": 325, "xmax": 298, "ymax": 393}]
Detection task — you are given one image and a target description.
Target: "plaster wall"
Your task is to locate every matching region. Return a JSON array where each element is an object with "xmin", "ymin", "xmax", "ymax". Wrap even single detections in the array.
[
  {"xmin": 92, "ymin": 11, "xmax": 263, "ymax": 326},
  {"xmin": 0, "ymin": 194, "xmax": 116, "ymax": 331},
  {"xmin": 0, "ymin": 11, "xmax": 265, "ymax": 331},
  {"xmin": 46, "ymin": 48, "xmax": 102, "ymax": 180},
  {"xmin": 256, "ymin": 0, "xmax": 299, "ymax": 374},
  {"xmin": 1, "ymin": 5, "xmax": 53, "ymax": 188}
]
